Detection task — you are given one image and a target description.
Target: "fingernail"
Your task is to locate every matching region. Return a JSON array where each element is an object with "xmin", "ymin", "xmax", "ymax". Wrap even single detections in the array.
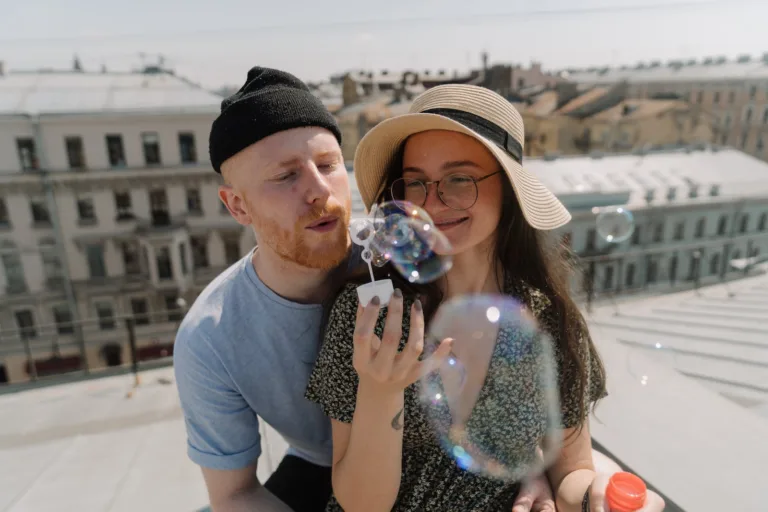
[
  {"xmin": 393, "ymin": 288, "xmax": 402, "ymax": 298},
  {"xmin": 414, "ymin": 299, "xmax": 422, "ymax": 311},
  {"xmin": 370, "ymin": 295, "xmax": 380, "ymax": 306}
]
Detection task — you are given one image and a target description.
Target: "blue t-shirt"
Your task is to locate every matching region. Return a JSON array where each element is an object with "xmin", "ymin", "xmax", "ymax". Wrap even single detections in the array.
[{"xmin": 174, "ymin": 249, "xmax": 334, "ymax": 470}]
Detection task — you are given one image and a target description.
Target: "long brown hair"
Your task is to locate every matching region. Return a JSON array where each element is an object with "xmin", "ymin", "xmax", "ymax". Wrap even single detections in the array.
[{"xmin": 325, "ymin": 144, "xmax": 606, "ymax": 428}]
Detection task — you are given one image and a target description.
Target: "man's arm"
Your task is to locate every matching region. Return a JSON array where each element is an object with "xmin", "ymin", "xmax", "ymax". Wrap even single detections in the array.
[{"xmin": 201, "ymin": 464, "xmax": 292, "ymax": 512}]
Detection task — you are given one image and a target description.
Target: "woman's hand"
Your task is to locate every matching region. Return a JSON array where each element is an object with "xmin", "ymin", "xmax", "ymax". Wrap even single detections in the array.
[{"xmin": 352, "ymin": 289, "xmax": 452, "ymax": 392}]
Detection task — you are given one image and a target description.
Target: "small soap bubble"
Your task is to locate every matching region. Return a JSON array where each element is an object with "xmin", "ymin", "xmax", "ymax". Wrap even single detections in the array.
[{"xmin": 595, "ymin": 206, "xmax": 635, "ymax": 243}]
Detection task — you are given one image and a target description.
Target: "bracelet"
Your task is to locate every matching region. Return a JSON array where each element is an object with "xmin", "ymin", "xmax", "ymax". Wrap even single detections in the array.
[{"xmin": 581, "ymin": 485, "xmax": 591, "ymax": 512}]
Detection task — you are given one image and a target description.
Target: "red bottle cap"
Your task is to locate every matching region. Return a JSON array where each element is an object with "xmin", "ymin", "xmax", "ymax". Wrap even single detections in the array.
[{"xmin": 605, "ymin": 472, "xmax": 647, "ymax": 512}]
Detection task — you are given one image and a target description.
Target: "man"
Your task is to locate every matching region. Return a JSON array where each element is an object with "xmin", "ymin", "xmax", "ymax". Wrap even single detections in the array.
[{"xmin": 174, "ymin": 66, "xmax": 556, "ymax": 512}]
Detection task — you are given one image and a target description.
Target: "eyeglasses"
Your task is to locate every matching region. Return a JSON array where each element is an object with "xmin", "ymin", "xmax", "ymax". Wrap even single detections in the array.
[{"xmin": 390, "ymin": 170, "xmax": 502, "ymax": 211}]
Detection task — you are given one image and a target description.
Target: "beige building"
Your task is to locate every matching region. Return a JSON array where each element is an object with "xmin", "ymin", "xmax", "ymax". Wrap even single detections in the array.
[
  {"xmin": 0, "ymin": 66, "xmax": 254, "ymax": 384},
  {"xmin": 565, "ymin": 54, "xmax": 768, "ymax": 161},
  {"xmin": 518, "ymin": 83, "xmax": 714, "ymax": 157}
]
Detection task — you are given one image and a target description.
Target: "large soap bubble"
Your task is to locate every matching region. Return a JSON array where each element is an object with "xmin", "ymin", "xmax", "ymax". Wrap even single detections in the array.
[{"xmin": 420, "ymin": 295, "xmax": 562, "ymax": 481}]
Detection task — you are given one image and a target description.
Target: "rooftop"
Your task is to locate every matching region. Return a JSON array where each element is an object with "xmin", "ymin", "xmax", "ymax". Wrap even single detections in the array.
[
  {"xmin": 0, "ymin": 69, "xmax": 223, "ymax": 116},
  {"xmin": 586, "ymin": 272, "xmax": 768, "ymax": 511},
  {"xmin": 565, "ymin": 56, "xmax": 768, "ymax": 84},
  {"xmin": 525, "ymin": 147, "xmax": 768, "ymax": 209},
  {"xmin": 588, "ymin": 99, "xmax": 690, "ymax": 122}
]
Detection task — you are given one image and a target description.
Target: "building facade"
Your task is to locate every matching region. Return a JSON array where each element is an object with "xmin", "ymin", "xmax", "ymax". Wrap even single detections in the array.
[
  {"xmin": 531, "ymin": 148, "xmax": 768, "ymax": 302},
  {"xmin": 0, "ymin": 68, "xmax": 255, "ymax": 383},
  {"xmin": 566, "ymin": 55, "xmax": 768, "ymax": 161}
]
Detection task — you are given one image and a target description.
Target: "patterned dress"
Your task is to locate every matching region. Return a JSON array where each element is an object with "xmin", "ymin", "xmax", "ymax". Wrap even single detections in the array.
[{"xmin": 305, "ymin": 279, "xmax": 606, "ymax": 512}]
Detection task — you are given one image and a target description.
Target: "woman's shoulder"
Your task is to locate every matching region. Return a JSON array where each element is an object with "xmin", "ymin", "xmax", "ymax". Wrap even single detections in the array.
[{"xmin": 504, "ymin": 277, "xmax": 553, "ymax": 315}]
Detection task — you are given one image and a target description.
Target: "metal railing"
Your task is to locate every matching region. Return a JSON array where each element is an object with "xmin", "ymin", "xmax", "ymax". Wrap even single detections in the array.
[{"xmin": 0, "ymin": 308, "xmax": 187, "ymax": 388}]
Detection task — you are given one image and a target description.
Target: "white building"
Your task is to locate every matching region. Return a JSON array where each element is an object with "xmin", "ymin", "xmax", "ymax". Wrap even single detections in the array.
[
  {"xmin": 0, "ymin": 66, "xmax": 368, "ymax": 385},
  {"xmin": 529, "ymin": 147, "xmax": 768, "ymax": 300},
  {"xmin": 0, "ymin": 67, "xmax": 249, "ymax": 383}
]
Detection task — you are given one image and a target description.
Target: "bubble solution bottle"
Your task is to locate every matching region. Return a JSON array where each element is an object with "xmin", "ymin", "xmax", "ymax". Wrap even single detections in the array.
[{"xmin": 605, "ymin": 472, "xmax": 647, "ymax": 512}]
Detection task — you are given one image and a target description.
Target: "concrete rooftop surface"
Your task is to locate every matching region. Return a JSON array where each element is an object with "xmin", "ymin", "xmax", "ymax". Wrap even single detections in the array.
[{"xmin": 0, "ymin": 367, "xmax": 289, "ymax": 512}]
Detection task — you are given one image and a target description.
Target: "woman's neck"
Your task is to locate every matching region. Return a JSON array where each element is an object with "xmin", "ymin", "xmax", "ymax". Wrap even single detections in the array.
[{"xmin": 440, "ymin": 239, "xmax": 502, "ymax": 299}]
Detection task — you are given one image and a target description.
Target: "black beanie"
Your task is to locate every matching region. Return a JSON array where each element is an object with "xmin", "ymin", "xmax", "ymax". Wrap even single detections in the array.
[{"xmin": 209, "ymin": 66, "xmax": 342, "ymax": 173}]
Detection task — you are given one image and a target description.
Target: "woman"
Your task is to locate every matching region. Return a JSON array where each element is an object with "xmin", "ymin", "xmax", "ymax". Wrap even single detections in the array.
[{"xmin": 306, "ymin": 84, "xmax": 660, "ymax": 511}]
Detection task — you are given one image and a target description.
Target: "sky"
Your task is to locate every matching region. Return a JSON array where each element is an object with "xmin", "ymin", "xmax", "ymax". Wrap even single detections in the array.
[{"xmin": 1, "ymin": 0, "xmax": 767, "ymax": 89}]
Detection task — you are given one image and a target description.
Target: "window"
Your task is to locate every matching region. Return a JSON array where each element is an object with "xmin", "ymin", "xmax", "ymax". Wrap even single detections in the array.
[
  {"xmin": 224, "ymin": 239, "xmax": 240, "ymax": 265},
  {"xmin": 0, "ymin": 198, "xmax": 9, "ymax": 227},
  {"xmin": 647, "ymin": 260, "xmax": 658, "ymax": 283},
  {"xmin": 30, "ymin": 200, "xmax": 51, "ymax": 225},
  {"xmin": 179, "ymin": 132, "xmax": 197, "ymax": 164},
  {"xmin": 186, "ymin": 188, "xmax": 202, "ymax": 215},
  {"xmin": 517, "ymin": 78, "xmax": 525, "ymax": 89},
  {"xmin": 95, "ymin": 302, "xmax": 115, "ymax": 330},
  {"xmin": 65, "ymin": 136, "xmax": 85, "ymax": 169},
  {"xmin": 602, "ymin": 266, "xmax": 614, "ymax": 291},
  {"xmin": 141, "ymin": 132, "xmax": 162, "ymax": 166},
  {"xmin": 759, "ymin": 213, "xmax": 767, "ymax": 231},
  {"xmin": 86, "ymin": 244, "xmax": 106, "ymax": 278},
  {"xmin": 179, "ymin": 242, "xmax": 188, "ymax": 275},
  {"xmin": 625, "ymin": 263, "xmax": 636, "ymax": 288},
  {"xmin": 688, "ymin": 253, "xmax": 701, "ymax": 281},
  {"xmin": 709, "ymin": 254, "xmax": 721, "ymax": 275},
  {"xmin": 157, "ymin": 247, "xmax": 173, "ymax": 280},
  {"xmin": 757, "ymin": 137, "xmax": 764, "ymax": 154},
  {"xmin": 631, "ymin": 226, "xmax": 641, "ymax": 245},
  {"xmin": 15, "ymin": 310, "xmax": 37, "ymax": 339},
  {"xmin": 41, "ymin": 241, "xmax": 64, "ymax": 289},
  {"xmin": 741, "ymin": 132, "xmax": 748, "ymax": 149},
  {"xmin": 150, "ymin": 189, "xmax": 170, "ymax": 226},
  {"xmin": 739, "ymin": 215, "xmax": 749, "ymax": 233},
  {"xmin": 16, "ymin": 138, "xmax": 38, "ymax": 170},
  {"xmin": 122, "ymin": 243, "xmax": 141, "ymax": 275},
  {"xmin": 2, "ymin": 252, "xmax": 26, "ymax": 293},
  {"xmin": 717, "ymin": 215, "xmax": 728, "ymax": 235},
  {"xmin": 744, "ymin": 106, "xmax": 754, "ymax": 124},
  {"xmin": 165, "ymin": 295, "xmax": 183, "ymax": 322},
  {"xmin": 191, "ymin": 236, "xmax": 209, "ymax": 269},
  {"xmin": 539, "ymin": 134, "xmax": 547, "ymax": 144},
  {"xmin": 728, "ymin": 91, "xmax": 735, "ymax": 104},
  {"xmin": 653, "ymin": 223, "xmax": 664, "ymax": 243},
  {"xmin": 53, "ymin": 305, "xmax": 74, "ymax": 335},
  {"xmin": 114, "ymin": 191, "xmax": 133, "ymax": 220},
  {"xmin": 105, "ymin": 134, "xmax": 125, "ymax": 167},
  {"xmin": 586, "ymin": 229, "xmax": 596, "ymax": 250},
  {"xmin": 77, "ymin": 198, "xmax": 96, "ymax": 224},
  {"xmin": 749, "ymin": 85, "xmax": 757, "ymax": 99},
  {"xmin": 732, "ymin": 249, "xmax": 742, "ymax": 261},
  {"xmin": 674, "ymin": 222, "xmax": 685, "ymax": 241},
  {"xmin": 695, "ymin": 217, "xmax": 706, "ymax": 238},
  {"xmin": 130, "ymin": 298, "xmax": 150, "ymax": 326},
  {"xmin": 696, "ymin": 91, "xmax": 703, "ymax": 103},
  {"xmin": 669, "ymin": 256, "xmax": 678, "ymax": 283},
  {"xmin": 763, "ymin": 106, "xmax": 768, "ymax": 125},
  {"xmin": 713, "ymin": 91, "xmax": 720, "ymax": 104}
]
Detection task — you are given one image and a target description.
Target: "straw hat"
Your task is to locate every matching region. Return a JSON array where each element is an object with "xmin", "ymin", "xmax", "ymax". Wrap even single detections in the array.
[{"xmin": 353, "ymin": 84, "xmax": 571, "ymax": 231}]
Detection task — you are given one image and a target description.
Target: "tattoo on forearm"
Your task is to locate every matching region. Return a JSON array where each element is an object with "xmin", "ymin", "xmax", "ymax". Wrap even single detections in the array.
[{"xmin": 391, "ymin": 407, "xmax": 404, "ymax": 430}]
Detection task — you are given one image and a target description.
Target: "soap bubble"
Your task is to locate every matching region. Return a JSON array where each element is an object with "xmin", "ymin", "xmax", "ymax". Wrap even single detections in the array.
[
  {"xmin": 420, "ymin": 295, "xmax": 562, "ymax": 481},
  {"xmin": 370, "ymin": 201, "xmax": 453, "ymax": 284},
  {"xmin": 595, "ymin": 206, "xmax": 635, "ymax": 243}
]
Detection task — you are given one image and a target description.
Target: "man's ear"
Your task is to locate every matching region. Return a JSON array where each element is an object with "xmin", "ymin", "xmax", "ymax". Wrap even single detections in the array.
[{"xmin": 219, "ymin": 185, "xmax": 252, "ymax": 226}]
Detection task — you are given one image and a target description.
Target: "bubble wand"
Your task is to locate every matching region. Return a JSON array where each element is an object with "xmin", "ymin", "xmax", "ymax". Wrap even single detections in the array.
[{"xmin": 349, "ymin": 218, "xmax": 394, "ymax": 307}]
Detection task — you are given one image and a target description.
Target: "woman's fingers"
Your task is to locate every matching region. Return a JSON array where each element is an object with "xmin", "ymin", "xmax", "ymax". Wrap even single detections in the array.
[
  {"xmin": 409, "ymin": 337, "xmax": 453, "ymax": 384},
  {"xmin": 371, "ymin": 289, "xmax": 404, "ymax": 375},
  {"xmin": 394, "ymin": 299, "xmax": 425, "ymax": 379},
  {"xmin": 352, "ymin": 296, "xmax": 382, "ymax": 368}
]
